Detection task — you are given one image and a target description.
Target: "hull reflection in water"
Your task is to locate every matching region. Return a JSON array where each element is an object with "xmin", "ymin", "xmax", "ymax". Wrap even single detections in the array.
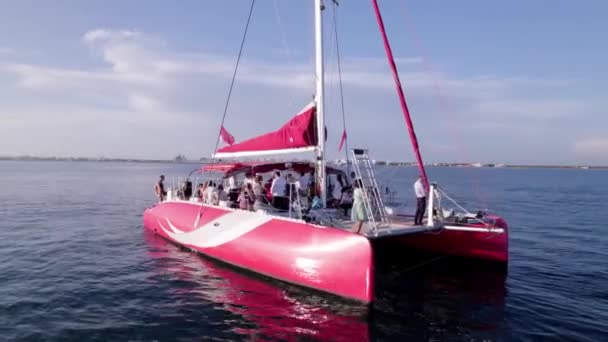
[
  {"xmin": 144, "ymin": 231, "xmax": 370, "ymax": 341},
  {"xmin": 144, "ymin": 231, "xmax": 508, "ymax": 340},
  {"xmin": 372, "ymin": 249, "xmax": 508, "ymax": 340}
]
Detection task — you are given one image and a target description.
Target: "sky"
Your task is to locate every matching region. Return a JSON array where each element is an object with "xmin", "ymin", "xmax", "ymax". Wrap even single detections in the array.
[{"xmin": 0, "ymin": 0, "xmax": 606, "ymax": 165}]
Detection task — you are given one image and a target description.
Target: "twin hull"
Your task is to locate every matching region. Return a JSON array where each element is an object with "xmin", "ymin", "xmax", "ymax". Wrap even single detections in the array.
[
  {"xmin": 388, "ymin": 218, "xmax": 509, "ymax": 264},
  {"xmin": 143, "ymin": 201, "xmax": 374, "ymax": 302},
  {"xmin": 143, "ymin": 201, "xmax": 508, "ymax": 303}
]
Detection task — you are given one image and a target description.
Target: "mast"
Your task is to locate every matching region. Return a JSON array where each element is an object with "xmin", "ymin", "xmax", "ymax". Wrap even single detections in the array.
[
  {"xmin": 314, "ymin": 0, "xmax": 327, "ymax": 207},
  {"xmin": 371, "ymin": 0, "xmax": 430, "ymax": 191}
]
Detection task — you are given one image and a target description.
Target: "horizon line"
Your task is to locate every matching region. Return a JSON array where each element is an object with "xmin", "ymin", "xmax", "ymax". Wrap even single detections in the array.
[{"xmin": 1, "ymin": 154, "xmax": 606, "ymax": 169}]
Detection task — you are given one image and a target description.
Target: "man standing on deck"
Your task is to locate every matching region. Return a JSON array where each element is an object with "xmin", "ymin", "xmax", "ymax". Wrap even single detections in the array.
[
  {"xmin": 155, "ymin": 175, "xmax": 167, "ymax": 202},
  {"xmin": 270, "ymin": 171, "xmax": 287, "ymax": 209},
  {"xmin": 414, "ymin": 176, "xmax": 426, "ymax": 225}
]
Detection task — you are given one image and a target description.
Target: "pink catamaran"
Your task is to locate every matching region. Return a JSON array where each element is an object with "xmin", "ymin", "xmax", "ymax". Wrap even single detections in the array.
[{"xmin": 143, "ymin": 0, "xmax": 508, "ymax": 304}]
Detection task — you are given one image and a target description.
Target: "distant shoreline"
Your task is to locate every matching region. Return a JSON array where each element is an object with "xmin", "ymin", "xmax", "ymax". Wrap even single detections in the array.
[
  {"xmin": 1, "ymin": 156, "xmax": 606, "ymax": 169},
  {"xmin": 0, "ymin": 156, "xmax": 201, "ymax": 164}
]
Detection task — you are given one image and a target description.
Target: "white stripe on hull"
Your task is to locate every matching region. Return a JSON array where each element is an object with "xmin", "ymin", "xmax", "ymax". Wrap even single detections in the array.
[
  {"xmin": 443, "ymin": 225, "xmax": 505, "ymax": 233},
  {"xmin": 164, "ymin": 218, "xmax": 184, "ymax": 234},
  {"xmin": 160, "ymin": 210, "xmax": 273, "ymax": 248}
]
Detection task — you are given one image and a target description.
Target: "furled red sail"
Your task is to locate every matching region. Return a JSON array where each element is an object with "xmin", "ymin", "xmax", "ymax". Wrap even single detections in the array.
[
  {"xmin": 214, "ymin": 102, "xmax": 318, "ymax": 158},
  {"xmin": 371, "ymin": 0, "xmax": 430, "ymax": 191}
]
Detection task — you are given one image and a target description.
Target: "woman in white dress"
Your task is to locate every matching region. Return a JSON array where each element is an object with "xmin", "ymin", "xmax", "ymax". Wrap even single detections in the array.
[{"xmin": 351, "ymin": 179, "xmax": 367, "ymax": 234}]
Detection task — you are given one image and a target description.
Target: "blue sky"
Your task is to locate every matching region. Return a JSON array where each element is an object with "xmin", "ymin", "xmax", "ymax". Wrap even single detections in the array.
[{"xmin": 0, "ymin": 0, "xmax": 606, "ymax": 165}]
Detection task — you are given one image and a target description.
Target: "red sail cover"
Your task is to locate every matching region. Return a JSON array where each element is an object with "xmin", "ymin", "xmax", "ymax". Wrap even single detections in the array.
[{"xmin": 216, "ymin": 102, "xmax": 317, "ymax": 156}]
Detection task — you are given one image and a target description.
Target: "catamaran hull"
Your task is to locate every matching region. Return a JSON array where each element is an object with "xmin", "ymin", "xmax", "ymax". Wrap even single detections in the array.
[
  {"xmin": 143, "ymin": 201, "xmax": 374, "ymax": 303},
  {"xmin": 380, "ymin": 221, "xmax": 508, "ymax": 264}
]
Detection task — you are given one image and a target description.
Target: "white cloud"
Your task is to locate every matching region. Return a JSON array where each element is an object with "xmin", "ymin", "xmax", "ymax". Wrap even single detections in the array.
[
  {"xmin": 2, "ymin": 63, "xmax": 157, "ymax": 89},
  {"xmin": 468, "ymin": 99, "xmax": 589, "ymax": 119},
  {"xmin": 128, "ymin": 93, "xmax": 164, "ymax": 112},
  {"xmin": 0, "ymin": 28, "xmax": 572, "ymax": 107},
  {"xmin": 0, "ymin": 28, "xmax": 601, "ymax": 163},
  {"xmin": 82, "ymin": 29, "xmax": 141, "ymax": 44}
]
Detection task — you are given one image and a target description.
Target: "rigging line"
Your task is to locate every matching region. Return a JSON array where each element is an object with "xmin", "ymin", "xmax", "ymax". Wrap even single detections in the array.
[
  {"xmin": 331, "ymin": 0, "xmax": 350, "ymax": 171},
  {"xmin": 272, "ymin": 0, "xmax": 296, "ymax": 109},
  {"xmin": 325, "ymin": 7, "xmax": 338, "ymax": 127},
  {"xmin": 318, "ymin": 0, "xmax": 341, "ymax": 158},
  {"xmin": 399, "ymin": 0, "xmax": 486, "ymax": 207},
  {"xmin": 193, "ymin": 0, "xmax": 255, "ymax": 226},
  {"xmin": 437, "ymin": 186, "xmax": 490, "ymax": 227},
  {"xmin": 211, "ymin": 0, "xmax": 256, "ymax": 160}
]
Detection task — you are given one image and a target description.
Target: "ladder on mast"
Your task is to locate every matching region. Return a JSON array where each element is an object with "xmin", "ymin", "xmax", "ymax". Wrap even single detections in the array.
[{"xmin": 350, "ymin": 148, "xmax": 389, "ymax": 234}]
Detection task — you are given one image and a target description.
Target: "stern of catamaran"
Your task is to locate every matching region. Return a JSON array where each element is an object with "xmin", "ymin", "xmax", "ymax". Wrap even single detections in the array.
[{"xmin": 341, "ymin": 148, "xmax": 509, "ymax": 264}]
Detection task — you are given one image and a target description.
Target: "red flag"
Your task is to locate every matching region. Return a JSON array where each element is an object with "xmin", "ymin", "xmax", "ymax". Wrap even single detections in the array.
[
  {"xmin": 338, "ymin": 130, "xmax": 347, "ymax": 151},
  {"xmin": 220, "ymin": 125, "xmax": 235, "ymax": 145}
]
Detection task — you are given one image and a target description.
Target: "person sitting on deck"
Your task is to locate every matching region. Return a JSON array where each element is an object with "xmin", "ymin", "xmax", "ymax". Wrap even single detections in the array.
[
  {"xmin": 414, "ymin": 175, "xmax": 427, "ymax": 225},
  {"xmin": 351, "ymin": 179, "xmax": 367, "ymax": 234},
  {"xmin": 154, "ymin": 175, "xmax": 166, "ymax": 202}
]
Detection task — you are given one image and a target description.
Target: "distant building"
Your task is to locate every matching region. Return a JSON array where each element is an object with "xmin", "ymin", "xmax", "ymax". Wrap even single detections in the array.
[{"xmin": 174, "ymin": 154, "xmax": 187, "ymax": 162}]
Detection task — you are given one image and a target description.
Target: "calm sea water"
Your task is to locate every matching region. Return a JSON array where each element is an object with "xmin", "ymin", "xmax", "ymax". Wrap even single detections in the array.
[{"xmin": 1, "ymin": 160, "xmax": 606, "ymax": 341}]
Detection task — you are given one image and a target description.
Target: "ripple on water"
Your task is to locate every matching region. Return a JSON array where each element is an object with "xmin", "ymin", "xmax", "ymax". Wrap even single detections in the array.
[{"xmin": 1, "ymin": 161, "xmax": 607, "ymax": 341}]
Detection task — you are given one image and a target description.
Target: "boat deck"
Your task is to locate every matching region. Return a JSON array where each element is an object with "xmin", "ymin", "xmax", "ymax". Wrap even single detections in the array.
[
  {"xmin": 308, "ymin": 209, "xmax": 441, "ymax": 238},
  {"xmin": 367, "ymin": 217, "xmax": 442, "ymax": 238}
]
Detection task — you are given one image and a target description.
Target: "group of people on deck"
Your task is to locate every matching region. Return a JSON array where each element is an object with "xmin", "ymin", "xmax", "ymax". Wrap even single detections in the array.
[
  {"xmin": 155, "ymin": 169, "xmax": 358, "ymax": 213},
  {"xmin": 192, "ymin": 171, "xmax": 317, "ymax": 212},
  {"xmin": 154, "ymin": 171, "xmax": 428, "ymax": 233}
]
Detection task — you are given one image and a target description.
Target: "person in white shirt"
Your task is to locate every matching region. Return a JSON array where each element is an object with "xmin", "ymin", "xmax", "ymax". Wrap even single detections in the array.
[
  {"xmin": 205, "ymin": 181, "xmax": 217, "ymax": 204},
  {"xmin": 332, "ymin": 178, "xmax": 342, "ymax": 200},
  {"xmin": 227, "ymin": 176, "xmax": 237, "ymax": 191},
  {"xmin": 270, "ymin": 171, "xmax": 287, "ymax": 209},
  {"xmin": 243, "ymin": 172, "xmax": 255, "ymax": 187},
  {"xmin": 252, "ymin": 174, "xmax": 263, "ymax": 196},
  {"xmin": 297, "ymin": 171, "xmax": 309, "ymax": 191},
  {"xmin": 413, "ymin": 176, "xmax": 427, "ymax": 225}
]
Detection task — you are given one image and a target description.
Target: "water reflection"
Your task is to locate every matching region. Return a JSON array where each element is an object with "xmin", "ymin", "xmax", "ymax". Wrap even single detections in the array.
[
  {"xmin": 144, "ymin": 231, "xmax": 507, "ymax": 340},
  {"xmin": 144, "ymin": 232, "xmax": 370, "ymax": 341},
  {"xmin": 372, "ymin": 251, "xmax": 508, "ymax": 340}
]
